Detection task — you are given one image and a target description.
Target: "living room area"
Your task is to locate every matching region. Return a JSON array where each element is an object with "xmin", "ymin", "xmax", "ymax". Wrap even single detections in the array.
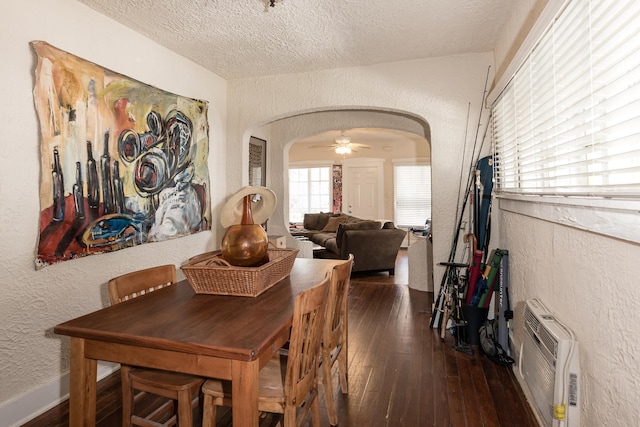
[{"xmin": 282, "ymin": 119, "xmax": 433, "ymax": 286}]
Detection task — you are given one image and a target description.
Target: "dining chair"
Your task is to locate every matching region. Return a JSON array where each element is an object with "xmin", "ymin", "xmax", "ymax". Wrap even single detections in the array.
[
  {"xmin": 321, "ymin": 254, "xmax": 354, "ymax": 426},
  {"xmin": 108, "ymin": 264, "xmax": 205, "ymax": 427},
  {"xmin": 201, "ymin": 273, "xmax": 331, "ymax": 427}
]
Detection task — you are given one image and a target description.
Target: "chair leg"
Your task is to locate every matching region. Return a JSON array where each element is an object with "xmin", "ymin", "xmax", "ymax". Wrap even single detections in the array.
[
  {"xmin": 176, "ymin": 388, "xmax": 193, "ymax": 427},
  {"xmin": 202, "ymin": 394, "xmax": 217, "ymax": 427},
  {"xmin": 322, "ymin": 355, "xmax": 338, "ymax": 426},
  {"xmin": 337, "ymin": 347, "xmax": 348, "ymax": 394},
  {"xmin": 284, "ymin": 404, "xmax": 297, "ymax": 427},
  {"xmin": 310, "ymin": 393, "xmax": 321, "ymax": 427},
  {"xmin": 120, "ymin": 366, "xmax": 133, "ymax": 427}
]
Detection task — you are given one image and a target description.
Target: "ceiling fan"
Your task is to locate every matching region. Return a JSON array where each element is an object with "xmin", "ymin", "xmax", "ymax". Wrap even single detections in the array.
[{"xmin": 309, "ymin": 131, "xmax": 371, "ymax": 154}]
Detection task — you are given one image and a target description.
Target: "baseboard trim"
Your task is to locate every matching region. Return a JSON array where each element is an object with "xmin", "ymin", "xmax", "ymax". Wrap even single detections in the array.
[{"xmin": 2, "ymin": 361, "xmax": 119, "ymax": 427}]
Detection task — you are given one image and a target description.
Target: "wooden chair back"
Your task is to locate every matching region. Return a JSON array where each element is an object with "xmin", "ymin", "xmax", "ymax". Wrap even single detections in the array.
[
  {"xmin": 108, "ymin": 264, "xmax": 176, "ymax": 305},
  {"xmin": 321, "ymin": 255, "xmax": 353, "ymax": 425},
  {"xmin": 324, "ymin": 255, "xmax": 354, "ymax": 351},
  {"xmin": 201, "ymin": 274, "xmax": 330, "ymax": 427},
  {"xmin": 107, "ymin": 264, "xmax": 203, "ymax": 427},
  {"xmin": 284, "ymin": 273, "xmax": 330, "ymax": 421}
]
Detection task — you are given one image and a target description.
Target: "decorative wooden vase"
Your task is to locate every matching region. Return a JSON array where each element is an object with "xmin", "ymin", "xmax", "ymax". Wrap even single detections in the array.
[{"xmin": 221, "ymin": 195, "xmax": 269, "ymax": 267}]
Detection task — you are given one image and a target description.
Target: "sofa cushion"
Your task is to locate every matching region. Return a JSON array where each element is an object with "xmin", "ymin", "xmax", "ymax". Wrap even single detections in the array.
[
  {"xmin": 323, "ymin": 237, "xmax": 339, "ymax": 254},
  {"xmin": 310, "ymin": 232, "xmax": 336, "ymax": 247},
  {"xmin": 336, "ymin": 220, "xmax": 382, "ymax": 248},
  {"xmin": 321, "ymin": 215, "xmax": 348, "ymax": 232}
]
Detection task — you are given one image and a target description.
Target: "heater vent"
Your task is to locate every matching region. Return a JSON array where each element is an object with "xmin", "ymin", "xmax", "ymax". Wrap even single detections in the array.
[{"xmin": 521, "ymin": 299, "xmax": 580, "ymax": 427}]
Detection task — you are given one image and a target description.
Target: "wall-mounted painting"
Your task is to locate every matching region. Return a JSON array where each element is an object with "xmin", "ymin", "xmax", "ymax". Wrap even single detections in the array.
[
  {"xmin": 248, "ymin": 136, "xmax": 266, "ymax": 187},
  {"xmin": 333, "ymin": 164, "xmax": 342, "ymax": 213},
  {"xmin": 32, "ymin": 41, "xmax": 211, "ymax": 269}
]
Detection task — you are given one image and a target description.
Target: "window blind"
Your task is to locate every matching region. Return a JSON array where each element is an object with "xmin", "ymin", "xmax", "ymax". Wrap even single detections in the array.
[
  {"xmin": 394, "ymin": 164, "xmax": 431, "ymax": 227},
  {"xmin": 493, "ymin": 0, "xmax": 640, "ymax": 198}
]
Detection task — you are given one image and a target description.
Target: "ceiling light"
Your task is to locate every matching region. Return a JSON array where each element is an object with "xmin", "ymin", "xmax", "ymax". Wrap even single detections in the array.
[
  {"xmin": 335, "ymin": 145, "xmax": 351, "ymax": 155},
  {"xmin": 334, "ymin": 131, "xmax": 352, "ymax": 155}
]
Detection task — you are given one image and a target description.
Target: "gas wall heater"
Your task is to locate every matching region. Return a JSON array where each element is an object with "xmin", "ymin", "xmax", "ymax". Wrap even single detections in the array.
[{"xmin": 520, "ymin": 299, "xmax": 580, "ymax": 427}]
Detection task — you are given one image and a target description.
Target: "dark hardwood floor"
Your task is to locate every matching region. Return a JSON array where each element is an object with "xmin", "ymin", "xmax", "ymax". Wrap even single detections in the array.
[{"xmin": 23, "ymin": 249, "xmax": 538, "ymax": 427}]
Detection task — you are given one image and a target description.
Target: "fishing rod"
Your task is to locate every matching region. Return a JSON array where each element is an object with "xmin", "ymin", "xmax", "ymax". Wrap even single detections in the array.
[
  {"xmin": 430, "ymin": 65, "xmax": 492, "ymax": 330},
  {"xmin": 430, "ymin": 103, "xmax": 472, "ymax": 329},
  {"xmin": 452, "ymin": 103, "xmax": 471, "ymax": 236}
]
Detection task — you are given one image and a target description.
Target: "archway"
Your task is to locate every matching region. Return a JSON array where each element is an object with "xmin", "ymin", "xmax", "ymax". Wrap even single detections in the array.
[{"xmin": 247, "ymin": 108, "xmax": 431, "ymax": 263}]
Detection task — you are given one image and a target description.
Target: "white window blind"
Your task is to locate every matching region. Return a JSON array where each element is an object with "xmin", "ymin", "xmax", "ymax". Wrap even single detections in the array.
[
  {"xmin": 393, "ymin": 163, "xmax": 431, "ymax": 227},
  {"xmin": 493, "ymin": 0, "xmax": 640, "ymax": 197},
  {"xmin": 288, "ymin": 166, "xmax": 331, "ymax": 223}
]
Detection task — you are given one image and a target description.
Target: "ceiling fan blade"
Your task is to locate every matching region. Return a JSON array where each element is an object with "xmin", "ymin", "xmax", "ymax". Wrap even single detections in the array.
[
  {"xmin": 308, "ymin": 144, "xmax": 335, "ymax": 149},
  {"xmin": 351, "ymin": 143, "xmax": 371, "ymax": 149}
]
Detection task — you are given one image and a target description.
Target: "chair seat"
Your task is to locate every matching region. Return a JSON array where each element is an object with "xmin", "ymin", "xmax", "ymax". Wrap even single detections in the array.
[
  {"xmin": 131, "ymin": 368, "xmax": 205, "ymax": 392},
  {"xmin": 108, "ymin": 264, "xmax": 205, "ymax": 426},
  {"xmin": 202, "ymin": 354, "xmax": 287, "ymax": 403}
]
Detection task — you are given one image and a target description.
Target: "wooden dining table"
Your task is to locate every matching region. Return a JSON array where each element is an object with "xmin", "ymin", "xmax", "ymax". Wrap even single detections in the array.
[{"xmin": 54, "ymin": 257, "xmax": 341, "ymax": 427}]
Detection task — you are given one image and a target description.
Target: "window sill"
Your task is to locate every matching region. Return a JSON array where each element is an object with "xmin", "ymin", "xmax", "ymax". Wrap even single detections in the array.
[{"xmin": 497, "ymin": 194, "xmax": 640, "ymax": 244}]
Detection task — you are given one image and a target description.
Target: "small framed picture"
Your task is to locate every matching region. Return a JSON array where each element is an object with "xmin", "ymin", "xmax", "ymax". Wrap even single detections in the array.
[{"xmin": 249, "ymin": 136, "xmax": 266, "ymax": 187}]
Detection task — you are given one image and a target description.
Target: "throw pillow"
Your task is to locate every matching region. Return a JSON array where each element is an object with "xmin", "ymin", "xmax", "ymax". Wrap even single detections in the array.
[
  {"xmin": 316, "ymin": 212, "xmax": 338, "ymax": 230},
  {"xmin": 321, "ymin": 215, "xmax": 348, "ymax": 232},
  {"xmin": 303, "ymin": 213, "xmax": 321, "ymax": 230},
  {"xmin": 382, "ymin": 221, "xmax": 396, "ymax": 229},
  {"xmin": 336, "ymin": 220, "xmax": 382, "ymax": 248}
]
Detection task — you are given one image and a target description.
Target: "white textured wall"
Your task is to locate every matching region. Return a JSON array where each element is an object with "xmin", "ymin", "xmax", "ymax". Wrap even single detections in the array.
[
  {"xmin": 492, "ymin": 0, "xmax": 543, "ymax": 84},
  {"xmin": 0, "ymin": 0, "xmax": 227, "ymax": 422},
  {"xmin": 493, "ymin": 1, "xmax": 640, "ymax": 425},
  {"xmin": 227, "ymin": 56, "xmax": 494, "ymax": 293},
  {"xmin": 499, "ymin": 210, "xmax": 640, "ymax": 426}
]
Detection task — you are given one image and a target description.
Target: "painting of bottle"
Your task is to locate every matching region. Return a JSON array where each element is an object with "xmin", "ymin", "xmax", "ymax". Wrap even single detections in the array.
[
  {"xmin": 112, "ymin": 160, "xmax": 125, "ymax": 213},
  {"xmin": 72, "ymin": 162, "xmax": 85, "ymax": 220},
  {"xmin": 52, "ymin": 146, "xmax": 65, "ymax": 222},
  {"xmin": 86, "ymin": 141, "xmax": 99, "ymax": 209},
  {"xmin": 100, "ymin": 131, "xmax": 114, "ymax": 214}
]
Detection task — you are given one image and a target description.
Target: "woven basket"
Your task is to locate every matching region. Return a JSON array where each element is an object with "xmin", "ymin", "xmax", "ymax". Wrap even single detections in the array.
[{"xmin": 181, "ymin": 248, "xmax": 299, "ymax": 297}]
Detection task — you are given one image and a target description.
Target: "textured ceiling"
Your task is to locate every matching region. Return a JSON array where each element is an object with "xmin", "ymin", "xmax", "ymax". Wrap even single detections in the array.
[{"xmin": 77, "ymin": 0, "xmax": 515, "ymax": 80}]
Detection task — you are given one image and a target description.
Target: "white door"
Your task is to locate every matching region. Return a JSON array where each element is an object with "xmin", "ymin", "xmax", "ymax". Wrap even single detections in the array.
[{"xmin": 343, "ymin": 159, "xmax": 384, "ymax": 219}]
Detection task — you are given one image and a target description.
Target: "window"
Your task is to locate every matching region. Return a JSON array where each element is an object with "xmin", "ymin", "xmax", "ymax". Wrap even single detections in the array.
[
  {"xmin": 492, "ymin": 0, "xmax": 640, "ymax": 198},
  {"xmin": 491, "ymin": 0, "xmax": 640, "ymax": 244},
  {"xmin": 393, "ymin": 161, "xmax": 431, "ymax": 228},
  {"xmin": 288, "ymin": 165, "xmax": 332, "ymax": 223}
]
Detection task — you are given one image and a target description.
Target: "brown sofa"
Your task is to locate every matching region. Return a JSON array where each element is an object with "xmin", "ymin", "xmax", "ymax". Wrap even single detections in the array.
[{"xmin": 292, "ymin": 212, "xmax": 406, "ymax": 275}]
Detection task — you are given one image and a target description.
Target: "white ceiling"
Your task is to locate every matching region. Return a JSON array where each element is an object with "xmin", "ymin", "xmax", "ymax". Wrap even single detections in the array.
[
  {"xmin": 290, "ymin": 128, "xmax": 430, "ymax": 160},
  {"xmin": 294, "ymin": 127, "xmax": 427, "ymax": 148},
  {"xmin": 77, "ymin": 0, "xmax": 515, "ymax": 80}
]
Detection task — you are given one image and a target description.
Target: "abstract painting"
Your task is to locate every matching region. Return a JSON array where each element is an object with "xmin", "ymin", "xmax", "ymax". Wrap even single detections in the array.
[
  {"xmin": 32, "ymin": 41, "xmax": 211, "ymax": 269},
  {"xmin": 332, "ymin": 164, "xmax": 342, "ymax": 213}
]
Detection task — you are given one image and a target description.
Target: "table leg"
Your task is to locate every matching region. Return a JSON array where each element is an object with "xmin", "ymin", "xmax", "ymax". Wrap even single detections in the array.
[
  {"xmin": 69, "ymin": 338, "xmax": 97, "ymax": 427},
  {"xmin": 231, "ymin": 359, "xmax": 259, "ymax": 427}
]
